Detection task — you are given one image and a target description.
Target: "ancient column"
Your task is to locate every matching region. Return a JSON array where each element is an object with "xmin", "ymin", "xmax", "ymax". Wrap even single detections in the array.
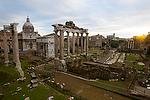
[
  {"xmin": 76, "ymin": 33, "xmax": 79, "ymax": 54},
  {"xmin": 130, "ymin": 41, "xmax": 132, "ymax": 49},
  {"xmin": 47, "ymin": 43, "xmax": 50, "ymax": 58},
  {"xmin": 2, "ymin": 30, "xmax": 9, "ymax": 66},
  {"xmin": 84, "ymin": 38, "xmax": 86, "ymax": 52},
  {"xmin": 67, "ymin": 31, "xmax": 70, "ymax": 56},
  {"xmin": 45, "ymin": 43, "xmax": 48, "ymax": 58},
  {"xmin": 128, "ymin": 40, "xmax": 129, "ymax": 48},
  {"xmin": 72, "ymin": 32, "xmax": 75, "ymax": 55},
  {"xmin": 132, "ymin": 40, "xmax": 134, "ymax": 49},
  {"xmin": 54, "ymin": 30, "xmax": 58, "ymax": 57},
  {"xmin": 81, "ymin": 33, "xmax": 83, "ymax": 53},
  {"xmin": 60, "ymin": 29, "xmax": 64, "ymax": 60},
  {"xmin": 11, "ymin": 23, "xmax": 24, "ymax": 77},
  {"xmin": 86, "ymin": 33, "xmax": 89, "ymax": 56}
]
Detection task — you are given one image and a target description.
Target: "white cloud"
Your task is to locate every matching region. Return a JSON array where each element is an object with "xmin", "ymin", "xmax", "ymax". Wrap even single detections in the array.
[{"xmin": 1, "ymin": 0, "xmax": 150, "ymax": 38}]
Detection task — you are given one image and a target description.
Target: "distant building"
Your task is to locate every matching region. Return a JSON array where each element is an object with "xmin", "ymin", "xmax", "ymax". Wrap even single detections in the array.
[
  {"xmin": 0, "ymin": 31, "xmax": 12, "ymax": 50},
  {"xmin": 107, "ymin": 33, "xmax": 115, "ymax": 41},
  {"xmin": 45, "ymin": 33, "xmax": 60, "ymax": 51},
  {"xmin": 21, "ymin": 17, "xmax": 39, "ymax": 51},
  {"xmin": 89, "ymin": 34, "xmax": 104, "ymax": 49},
  {"xmin": 36, "ymin": 36, "xmax": 55, "ymax": 58},
  {"xmin": 0, "ymin": 17, "xmax": 40, "ymax": 51}
]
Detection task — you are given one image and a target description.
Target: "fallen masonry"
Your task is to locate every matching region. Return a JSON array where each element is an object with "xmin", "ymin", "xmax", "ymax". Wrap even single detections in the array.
[
  {"xmin": 30, "ymin": 73, "xmax": 38, "ymax": 88},
  {"xmin": 0, "ymin": 93, "xmax": 4, "ymax": 98},
  {"xmin": 3, "ymin": 82, "xmax": 10, "ymax": 88}
]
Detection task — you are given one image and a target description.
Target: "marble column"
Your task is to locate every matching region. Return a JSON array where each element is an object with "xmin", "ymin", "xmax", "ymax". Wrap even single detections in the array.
[
  {"xmin": 86, "ymin": 33, "xmax": 89, "ymax": 56},
  {"xmin": 11, "ymin": 23, "xmax": 24, "ymax": 77},
  {"xmin": 36, "ymin": 42, "xmax": 39, "ymax": 56},
  {"xmin": 60, "ymin": 29, "xmax": 64, "ymax": 60},
  {"xmin": 81, "ymin": 33, "xmax": 83, "ymax": 53},
  {"xmin": 77, "ymin": 33, "xmax": 79, "ymax": 54},
  {"xmin": 54, "ymin": 30, "xmax": 58, "ymax": 57},
  {"xmin": 2, "ymin": 30, "xmax": 9, "ymax": 66},
  {"xmin": 11, "ymin": 29, "xmax": 16, "ymax": 63},
  {"xmin": 67, "ymin": 31, "xmax": 70, "ymax": 56},
  {"xmin": 130, "ymin": 41, "xmax": 132, "ymax": 49},
  {"xmin": 133, "ymin": 41, "xmax": 134, "ymax": 49},
  {"xmin": 72, "ymin": 32, "xmax": 75, "ymax": 55},
  {"xmin": 45, "ymin": 43, "xmax": 48, "ymax": 58},
  {"xmin": 84, "ymin": 38, "xmax": 86, "ymax": 52},
  {"xmin": 128, "ymin": 40, "xmax": 129, "ymax": 48},
  {"xmin": 47, "ymin": 43, "xmax": 50, "ymax": 58}
]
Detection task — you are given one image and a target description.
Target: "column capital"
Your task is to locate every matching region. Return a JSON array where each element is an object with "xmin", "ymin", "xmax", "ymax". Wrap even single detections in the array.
[
  {"xmin": 1, "ymin": 30, "xmax": 6, "ymax": 34},
  {"xmin": 72, "ymin": 32, "xmax": 75, "ymax": 35},
  {"xmin": 3, "ymin": 25, "xmax": 12, "ymax": 31},
  {"xmin": 10, "ymin": 23, "xmax": 19, "ymax": 26},
  {"xmin": 86, "ymin": 33, "xmax": 89, "ymax": 35}
]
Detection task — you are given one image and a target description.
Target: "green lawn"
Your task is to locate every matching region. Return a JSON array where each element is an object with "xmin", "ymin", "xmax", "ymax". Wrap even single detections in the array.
[
  {"xmin": 88, "ymin": 50, "xmax": 103, "ymax": 55},
  {"xmin": 0, "ymin": 57, "xmax": 68, "ymax": 100},
  {"xmin": 87, "ymin": 80, "xmax": 127, "ymax": 94},
  {"xmin": 136, "ymin": 64, "xmax": 144, "ymax": 70},
  {"xmin": 46, "ymin": 65, "xmax": 55, "ymax": 71},
  {"xmin": 125, "ymin": 54, "xmax": 143, "ymax": 68},
  {"xmin": 97, "ymin": 79, "xmax": 125, "ymax": 88}
]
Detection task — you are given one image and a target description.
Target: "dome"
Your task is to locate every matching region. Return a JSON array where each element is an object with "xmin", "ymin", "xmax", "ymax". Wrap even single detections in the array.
[{"xmin": 22, "ymin": 17, "xmax": 34, "ymax": 33}]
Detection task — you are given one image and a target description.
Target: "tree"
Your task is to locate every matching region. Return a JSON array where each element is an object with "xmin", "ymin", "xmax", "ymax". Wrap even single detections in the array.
[
  {"xmin": 110, "ymin": 40, "xmax": 119, "ymax": 48},
  {"xmin": 146, "ymin": 46, "xmax": 150, "ymax": 55}
]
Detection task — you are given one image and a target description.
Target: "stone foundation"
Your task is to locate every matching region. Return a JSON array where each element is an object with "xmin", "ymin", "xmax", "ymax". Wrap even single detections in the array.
[{"xmin": 54, "ymin": 58, "xmax": 67, "ymax": 72}]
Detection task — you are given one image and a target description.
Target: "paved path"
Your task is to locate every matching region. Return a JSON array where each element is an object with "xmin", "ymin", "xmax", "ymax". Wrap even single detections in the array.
[{"xmin": 99, "ymin": 50, "xmax": 114, "ymax": 63}]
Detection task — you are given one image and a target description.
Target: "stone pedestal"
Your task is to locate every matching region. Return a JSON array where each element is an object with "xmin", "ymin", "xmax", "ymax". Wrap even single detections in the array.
[{"xmin": 54, "ymin": 58, "xmax": 67, "ymax": 72}]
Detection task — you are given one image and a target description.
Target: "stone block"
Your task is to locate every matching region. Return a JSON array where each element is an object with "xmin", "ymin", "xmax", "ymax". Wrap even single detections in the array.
[
  {"xmin": 0, "ymin": 93, "xmax": 4, "ymax": 98},
  {"xmin": 24, "ymin": 97, "xmax": 30, "ymax": 100},
  {"xmin": 3, "ymin": 82, "xmax": 10, "ymax": 88}
]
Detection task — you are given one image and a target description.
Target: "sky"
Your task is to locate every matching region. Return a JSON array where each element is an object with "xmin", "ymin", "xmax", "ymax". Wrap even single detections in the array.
[{"xmin": 0, "ymin": 0, "xmax": 150, "ymax": 38}]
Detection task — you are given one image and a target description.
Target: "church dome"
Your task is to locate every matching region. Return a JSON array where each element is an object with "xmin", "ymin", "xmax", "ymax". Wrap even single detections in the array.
[{"xmin": 23, "ymin": 17, "xmax": 34, "ymax": 33}]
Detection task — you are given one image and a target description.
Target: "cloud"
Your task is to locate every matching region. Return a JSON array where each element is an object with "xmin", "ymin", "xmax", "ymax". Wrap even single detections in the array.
[{"xmin": 1, "ymin": 0, "xmax": 150, "ymax": 38}]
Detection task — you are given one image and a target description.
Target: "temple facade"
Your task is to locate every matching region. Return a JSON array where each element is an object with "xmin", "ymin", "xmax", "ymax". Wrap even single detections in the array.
[
  {"xmin": 21, "ymin": 17, "xmax": 38, "ymax": 51},
  {"xmin": 0, "ymin": 17, "xmax": 39, "ymax": 51}
]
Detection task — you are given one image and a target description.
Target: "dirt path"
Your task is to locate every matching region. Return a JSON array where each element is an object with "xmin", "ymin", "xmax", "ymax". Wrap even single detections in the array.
[{"xmin": 54, "ymin": 72, "xmax": 133, "ymax": 100}]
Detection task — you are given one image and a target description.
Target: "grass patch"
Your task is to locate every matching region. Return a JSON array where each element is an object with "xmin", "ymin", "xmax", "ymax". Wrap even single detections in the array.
[
  {"xmin": 46, "ymin": 65, "xmax": 54, "ymax": 69},
  {"xmin": 97, "ymin": 79, "xmax": 125, "ymax": 88},
  {"xmin": 0, "ymin": 56, "xmax": 68, "ymax": 100},
  {"xmin": 125, "ymin": 54, "xmax": 143, "ymax": 68},
  {"xmin": 136, "ymin": 64, "xmax": 144, "ymax": 70},
  {"xmin": 0, "ymin": 66, "xmax": 20, "ymax": 86},
  {"xmin": 88, "ymin": 50, "xmax": 103, "ymax": 55},
  {"xmin": 87, "ymin": 81, "xmax": 127, "ymax": 94}
]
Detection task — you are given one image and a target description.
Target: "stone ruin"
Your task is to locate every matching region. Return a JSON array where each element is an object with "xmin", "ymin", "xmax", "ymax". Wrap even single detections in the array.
[
  {"xmin": 3, "ymin": 23, "xmax": 24, "ymax": 77},
  {"xmin": 52, "ymin": 21, "xmax": 89, "ymax": 72},
  {"xmin": 30, "ymin": 72, "xmax": 38, "ymax": 88}
]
